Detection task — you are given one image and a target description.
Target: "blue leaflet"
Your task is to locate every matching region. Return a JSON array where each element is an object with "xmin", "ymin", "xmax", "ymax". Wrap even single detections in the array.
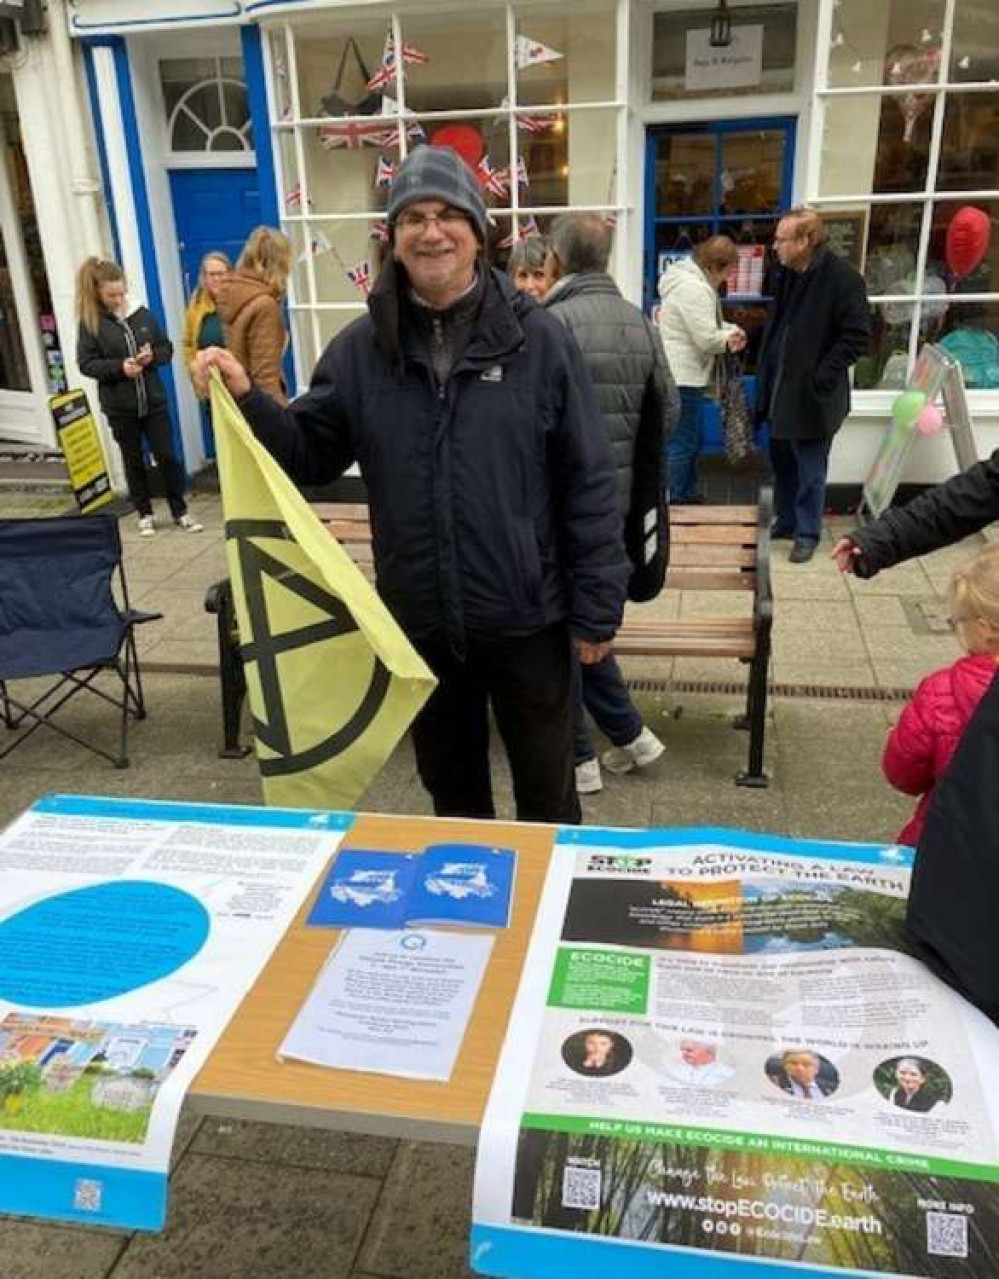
[
  {"xmin": 307, "ymin": 844, "xmax": 515, "ymax": 930},
  {"xmin": 307, "ymin": 850, "xmax": 417, "ymax": 929},
  {"xmin": 409, "ymin": 845, "xmax": 516, "ymax": 929}
]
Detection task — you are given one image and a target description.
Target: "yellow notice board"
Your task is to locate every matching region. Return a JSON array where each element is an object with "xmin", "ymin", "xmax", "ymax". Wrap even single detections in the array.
[{"xmin": 49, "ymin": 389, "xmax": 114, "ymax": 514}]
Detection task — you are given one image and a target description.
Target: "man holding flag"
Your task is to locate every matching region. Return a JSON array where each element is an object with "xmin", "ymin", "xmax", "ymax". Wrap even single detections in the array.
[{"xmin": 198, "ymin": 145, "xmax": 628, "ymax": 824}]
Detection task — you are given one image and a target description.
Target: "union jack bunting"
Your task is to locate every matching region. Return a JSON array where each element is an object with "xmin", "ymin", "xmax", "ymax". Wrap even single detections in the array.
[
  {"xmin": 515, "ymin": 156, "xmax": 530, "ymax": 188},
  {"xmin": 476, "ymin": 154, "xmax": 509, "ymax": 198},
  {"xmin": 298, "ymin": 230, "xmax": 333, "ymax": 264},
  {"xmin": 365, "ymin": 30, "xmax": 430, "ymax": 92},
  {"xmin": 375, "ymin": 155, "xmax": 397, "ymax": 187},
  {"xmin": 347, "ymin": 261, "xmax": 373, "ymax": 297},
  {"xmin": 285, "ymin": 183, "xmax": 309, "ymax": 211},
  {"xmin": 318, "ymin": 120, "xmax": 399, "ymax": 150},
  {"xmin": 516, "ymin": 110, "xmax": 560, "ymax": 134},
  {"xmin": 514, "ymin": 34, "xmax": 563, "ymax": 69},
  {"xmin": 369, "ymin": 220, "xmax": 390, "ymax": 244},
  {"xmin": 497, "ymin": 215, "xmax": 541, "ymax": 249}
]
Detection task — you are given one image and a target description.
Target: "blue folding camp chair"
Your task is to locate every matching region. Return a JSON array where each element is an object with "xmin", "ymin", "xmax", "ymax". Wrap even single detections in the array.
[{"xmin": 0, "ymin": 516, "xmax": 162, "ymax": 768}]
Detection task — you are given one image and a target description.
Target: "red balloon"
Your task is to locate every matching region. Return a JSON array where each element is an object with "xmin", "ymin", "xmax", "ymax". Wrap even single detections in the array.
[
  {"xmin": 946, "ymin": 206, "xmax": 991, "ymax": 278},
  {"xmin": 429, "ymin": 124, "xmax": 484, "ymax": 168}
]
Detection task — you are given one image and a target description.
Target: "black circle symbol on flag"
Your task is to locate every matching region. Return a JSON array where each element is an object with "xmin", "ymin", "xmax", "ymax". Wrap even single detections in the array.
[{"xmin": 227, "ymin": 520, "xmax": 390, "ymax": 776}]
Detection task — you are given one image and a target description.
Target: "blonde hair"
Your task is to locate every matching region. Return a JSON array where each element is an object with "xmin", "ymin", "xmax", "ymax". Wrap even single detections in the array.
[
  {"xmin": 951, "ymin": 545, "xmax": 999, "ymax": 652},
  {"xmin": 237, "ymin": 227, "xmax": 292, "ymax": 295},
  {"xmin": 195, "ymin": 251, "xmax": 232, "ymax": 304},
  {"xmin": 76, "ymin": 256, "xmax": 124, "ymax": 335}
]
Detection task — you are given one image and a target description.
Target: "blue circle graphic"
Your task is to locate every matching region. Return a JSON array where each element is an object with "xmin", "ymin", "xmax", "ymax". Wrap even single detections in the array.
[{"xmin": 0, "ymin": 881, "xmax": 211, "ymax": 1007}]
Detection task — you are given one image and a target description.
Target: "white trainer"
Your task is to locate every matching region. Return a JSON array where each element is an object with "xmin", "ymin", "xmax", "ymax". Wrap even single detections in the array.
[
  {"xmin": 575, "ymin": 758, "xmax": 603, "ymax": 795},
  {"xmin": 175, "ymin": 513, "xmax": 203, "ymax": 533},
  {"xmin": 602, "ymin": 726, "xmax": 666, "ymax": 775},
  {"xmin": 137, "ymin": 515, "xmax": 156, "ymax": 537}
]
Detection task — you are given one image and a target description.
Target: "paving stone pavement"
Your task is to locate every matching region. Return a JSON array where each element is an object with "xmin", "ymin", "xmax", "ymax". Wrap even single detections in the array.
[{"xmin": 0, "ymin": 493, "xmax": 994, "ymax": 1277}]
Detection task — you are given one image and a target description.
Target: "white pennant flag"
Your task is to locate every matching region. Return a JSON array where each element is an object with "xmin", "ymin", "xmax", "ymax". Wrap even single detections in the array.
[{"xmin": 515, "ymin": 34, "xmax": 564, "ymax": 69}]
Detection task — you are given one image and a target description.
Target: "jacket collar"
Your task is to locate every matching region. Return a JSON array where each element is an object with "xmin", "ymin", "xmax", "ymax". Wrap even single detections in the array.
[
  {"xmin": 369, "ymin": 258, "xmax": 526, "ymax": 368},
  {"xmin": 543, "ymin": 271, "xmax": 621, "ymax": 306}
]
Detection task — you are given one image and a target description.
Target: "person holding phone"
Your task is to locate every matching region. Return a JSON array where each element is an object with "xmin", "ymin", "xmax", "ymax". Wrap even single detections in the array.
[{"xmin": 76, "ymin": 256, "xmax": 201, "ymax": 536}]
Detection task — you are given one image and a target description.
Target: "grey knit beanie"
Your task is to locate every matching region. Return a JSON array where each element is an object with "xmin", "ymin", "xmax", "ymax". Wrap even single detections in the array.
[{"xmin": 387, "ymin": 145, "xmax": 487, "ymax": 241}]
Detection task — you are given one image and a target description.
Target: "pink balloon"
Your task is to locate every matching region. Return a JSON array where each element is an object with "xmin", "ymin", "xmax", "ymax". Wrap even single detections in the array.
[{"xmin": 916, "ymin": 403, "xmax": 944, "ymax": 435}]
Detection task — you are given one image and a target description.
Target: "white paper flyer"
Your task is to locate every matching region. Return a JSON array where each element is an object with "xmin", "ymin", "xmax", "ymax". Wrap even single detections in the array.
[
  {"xmin": 0, "ymin": 794, "xmax": 350, "ymax": 1231},
  {"xmin": 472, "ymin": 827, "xmax": 999, "ymax": 1278}
]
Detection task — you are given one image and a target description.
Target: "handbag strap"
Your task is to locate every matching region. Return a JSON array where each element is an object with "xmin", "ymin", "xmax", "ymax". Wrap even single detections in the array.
[{"xmin": 333, "ymin": 36, "xmax": 372, "ymax": 90}]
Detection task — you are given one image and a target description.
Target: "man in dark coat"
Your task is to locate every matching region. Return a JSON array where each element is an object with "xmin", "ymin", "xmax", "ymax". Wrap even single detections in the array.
[
  {"xmin": 833, "ymin": 454, "xmax": 999, "ymax": 1024},
  {"xmin": 543, "ymin": 213, "xmax": 679, "ymax": 796},
  {"xmin": 197, "ymin": 146, "xmax": 629, "ymax": 825},
  {"xmin": 757, "ymin": 207, "xmax": 871, "ymax": 563}
]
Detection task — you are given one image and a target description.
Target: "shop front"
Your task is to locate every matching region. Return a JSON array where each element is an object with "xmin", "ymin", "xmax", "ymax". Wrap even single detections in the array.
[{"xmin": 68, "ymin": 0, "xmax": 999, "ymax": 485}]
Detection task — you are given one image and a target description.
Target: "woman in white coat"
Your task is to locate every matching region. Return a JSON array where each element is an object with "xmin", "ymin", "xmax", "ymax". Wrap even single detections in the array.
[{"xmin": 658, "ymin": 236, "xmax": 746, "ymax": 502}]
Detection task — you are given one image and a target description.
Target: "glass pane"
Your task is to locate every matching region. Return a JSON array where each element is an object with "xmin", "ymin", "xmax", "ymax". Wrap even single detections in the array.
[
  {"xmin": 221, "ymin": 82, "xmax": 249, "ymax": 131},
  {"xmin": 298, "ymin": 220, "xmax": 378, "ymax": 308},
  {"xmin": 923, "ymin": 300, "xmax": 999, "ymax": 388},
  {"xmin": 652, "ymin": 3, "xmax": 797, "ymax": 102},
  {"xmin": 296, "ymin": 20, "xmax": 390, "ymax": 122},
  {"xmin": 400, "ymin": 12, "xmax": 508, "ymax": 112},
  {"xmin": 949, "ymin": 4, "xmax": 999, "ymax": 84},
  {"xmin": 929, "ymin": 199, "xmax": 999, "ymax": 297},
  {"xmin": 826, "ymin": 0, "xmax": 945, "ymax": 89},
  {"xmin": 268, "ymin": 31, "xmax": 293, "ymax": 121},
  {"xmin": 719, "ymin": 129, "xmax": 785, "ymax": 215},
  {"xmin": 210, "ymin": 131, "xmax": 247, "ymax": 153},
  {"xmin": 862, "ymin": 202, "xmax": 924, "ymax": 295},
  {"xmin": 304, "ymin": 135, "xmax": 387, "ymax": 221},
  {"xmin": 541, "ymin": 108, "xmax": 616, "ymax": 208},
  {"xmin": 818, "ymin": 93, "xmax": 932, "ymax": 197},
  {"xmin": 937, "ymin": 92, "xmax": 999, "ymax": 192},
  {"xmin": 514, "ymin": 2, "xmax": 616, "ymax": 107},
  {"xmin": 656, "ymin": 134, "xmax": 716, "ymax": 217},
  {"xmin": 854, "ymin": 303, "xmax": 912, "ymax": 389},
  {"xmin": 0, "ymin": 224, "xmax": 30, "ymax": 393}
]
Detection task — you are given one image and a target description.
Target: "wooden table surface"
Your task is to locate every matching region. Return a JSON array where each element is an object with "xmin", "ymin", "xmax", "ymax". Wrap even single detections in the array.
[{"xmin": 190, "ymin": 812, "xmax": 557, "ymax": 1144}]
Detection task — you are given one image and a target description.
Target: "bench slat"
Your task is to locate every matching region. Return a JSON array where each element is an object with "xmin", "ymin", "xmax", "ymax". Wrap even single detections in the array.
[
  {"xmin": 669, "ymin": 505, "xmax": 758, "ymax": 525},
  {"xmin": 672, "ymin": 526, "xmax": 759, "ymax": 546},
  {"xmin": 667, "ymin": 570, "xmax": 754, "ymax": 591},
  {"xmin": 670, "ymin": 544, "xmax": 756, "ymax": 567}
]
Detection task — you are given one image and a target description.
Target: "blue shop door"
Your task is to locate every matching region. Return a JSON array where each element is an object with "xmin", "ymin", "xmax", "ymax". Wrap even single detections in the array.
[
  {"xmin": 644, "ymin": 118, "xmax": 796, "ymax": 455},
  {"xmin": 169, "ymin": 168, "xmax": 261, "ymax": 458}
]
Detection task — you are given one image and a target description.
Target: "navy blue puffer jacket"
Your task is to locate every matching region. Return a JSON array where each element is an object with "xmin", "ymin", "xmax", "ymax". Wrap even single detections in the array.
[{"xmin": 237, "ymin": 264, "xmax": 629, "ymax": 651}]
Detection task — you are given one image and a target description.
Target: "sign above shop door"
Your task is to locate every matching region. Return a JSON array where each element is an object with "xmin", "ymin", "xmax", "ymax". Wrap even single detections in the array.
[{"xmin": 685, "ymin": 25, "xmax": 764, "ymax": 92}]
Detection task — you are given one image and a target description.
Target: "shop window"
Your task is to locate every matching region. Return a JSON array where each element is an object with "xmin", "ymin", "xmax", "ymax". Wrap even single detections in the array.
[
  {"xmin": 652, "ymin": 3, "xmax": 797, "ymax": 102},
  {"xmin": 160, "ymin": 57, "xmax": 252, "ymax": 154},
  {"xmin": 812, "ymin": 0, "xmax": 999, "ymax": 392},
  {"xmin": 270, "ymin": 3, "xmax": 622, "ymax": 349}
]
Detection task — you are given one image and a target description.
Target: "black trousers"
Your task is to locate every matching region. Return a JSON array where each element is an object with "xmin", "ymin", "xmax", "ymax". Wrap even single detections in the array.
[
  {"xmin": 108, "ymin": 408, "xmax": 187, "ymax": 520},
  {"xmin": 411, "ymin": 622, "xmax": 581, "ymax": 825}
]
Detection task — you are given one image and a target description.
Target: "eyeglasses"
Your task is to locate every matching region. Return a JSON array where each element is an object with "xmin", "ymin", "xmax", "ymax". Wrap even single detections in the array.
[{"xmin": 396, "ymin": 208, "xmax": 470, "ymax": 233}]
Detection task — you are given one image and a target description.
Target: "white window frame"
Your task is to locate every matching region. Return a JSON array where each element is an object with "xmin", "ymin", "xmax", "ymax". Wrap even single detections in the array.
[
  {"xmin": 807, "ymin": 0, "xmax": 999, "ymax": 412},
  {"xmin": 260, "ymin": 0, "xmax": 632, "ymax": 366}
]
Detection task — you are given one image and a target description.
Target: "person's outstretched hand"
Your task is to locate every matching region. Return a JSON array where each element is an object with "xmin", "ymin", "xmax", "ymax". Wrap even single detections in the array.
[
  {"xmin": 831, "ymin": 536, "xmax": 862, "ymax": 574},
  {"xmin": 194, "ymin": 346, "xmax": 251, "ymax": 401}
]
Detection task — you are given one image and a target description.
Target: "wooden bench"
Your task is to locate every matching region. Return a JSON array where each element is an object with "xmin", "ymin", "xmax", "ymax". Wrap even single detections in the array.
[{"xmin": 206, "ymin": 489, "xmax": 773, "ymax": 786}]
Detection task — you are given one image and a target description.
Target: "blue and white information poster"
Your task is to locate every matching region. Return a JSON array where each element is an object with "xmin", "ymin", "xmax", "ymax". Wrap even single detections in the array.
[
  {"xmin": 0, "ymin": 794, "xmax": 351, "ymax": 1231},
  {"xmin": 472, "ymin": 827, "xmax": 999, "ymax": 1279}
]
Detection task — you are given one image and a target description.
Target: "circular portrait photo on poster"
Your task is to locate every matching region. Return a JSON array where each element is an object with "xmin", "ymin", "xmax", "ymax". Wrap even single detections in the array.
[
  {"xmin": 561, "ymin": 1028, "xmax": 634, "ymax": 1078},
  {"xmin": 874, "ymin": 1056, "xmax": 952, "ymax": 1113},
  {"xmin": 765, "ymin": 1048, "xmax": 840, "ymax": 1100}
]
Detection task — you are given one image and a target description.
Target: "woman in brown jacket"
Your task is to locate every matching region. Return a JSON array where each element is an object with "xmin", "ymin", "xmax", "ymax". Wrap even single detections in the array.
[{"xmin": 217, "ymin": 227, "xmax": 292, "ymax": 405}]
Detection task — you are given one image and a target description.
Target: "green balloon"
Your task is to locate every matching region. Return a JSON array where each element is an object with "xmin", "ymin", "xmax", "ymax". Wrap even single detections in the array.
[{"xmin": 892, "ymin": 390, "xmax": 927, "ymax": 428}]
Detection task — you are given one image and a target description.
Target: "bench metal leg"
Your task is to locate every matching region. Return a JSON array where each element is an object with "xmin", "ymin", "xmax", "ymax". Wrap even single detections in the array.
[
  {"xmin": 735, "ymin": 642, "xmax": 770, "ymax": 788},
  {"xmin": 214, "ymin": 583, "xmax": 251, "ymax": 760}
]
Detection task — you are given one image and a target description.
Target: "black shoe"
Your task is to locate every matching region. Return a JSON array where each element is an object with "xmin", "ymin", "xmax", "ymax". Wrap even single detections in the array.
[
  {"xmin": 770, "ymin": 524, "xmax": 794, "ymax": 541},
  {"xmin": 788, "ymin": 540, "xmax": 816, "ymax": 564}
]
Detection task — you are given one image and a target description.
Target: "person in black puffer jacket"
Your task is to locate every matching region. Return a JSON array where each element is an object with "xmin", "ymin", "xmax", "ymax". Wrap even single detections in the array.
[
  {"xmin": 833, "ymin": 453, "xmax": 999, "ymax": 1024},
  {"xmin": 544, "ymin": 213, "xmax": 680, "ymax": 797},
  {"xmin": 76, "ymin": 257, "xmax": 199, "ymax": 536},
  {"xmin": 196, "ymin": 147, "xmax": 629, "ymax": 825}
]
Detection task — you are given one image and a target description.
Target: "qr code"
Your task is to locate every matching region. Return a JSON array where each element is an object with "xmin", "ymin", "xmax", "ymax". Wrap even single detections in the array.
[
  {"xmin": 562, "ymin": 1164, "xmax": 601, "ymax": 1211},
  {"xmin": 73, "ymin": 1178, "xmax": 103, "ymax": 1213},
  {"xmin": 926, "ymin": 1211, "xmax": 969, "ymax": 1259}
]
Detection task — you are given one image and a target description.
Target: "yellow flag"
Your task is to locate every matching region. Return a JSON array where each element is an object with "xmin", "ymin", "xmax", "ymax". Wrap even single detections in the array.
[{"xmin": 211, "ymin": 373, "xmax": 436, "ymax": 809}]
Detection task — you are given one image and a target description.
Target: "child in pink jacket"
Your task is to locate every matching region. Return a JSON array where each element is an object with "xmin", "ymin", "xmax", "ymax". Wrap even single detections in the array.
[{"xmin": 883, "ymin": 544, "xmax": 999, "ymax": 846}]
